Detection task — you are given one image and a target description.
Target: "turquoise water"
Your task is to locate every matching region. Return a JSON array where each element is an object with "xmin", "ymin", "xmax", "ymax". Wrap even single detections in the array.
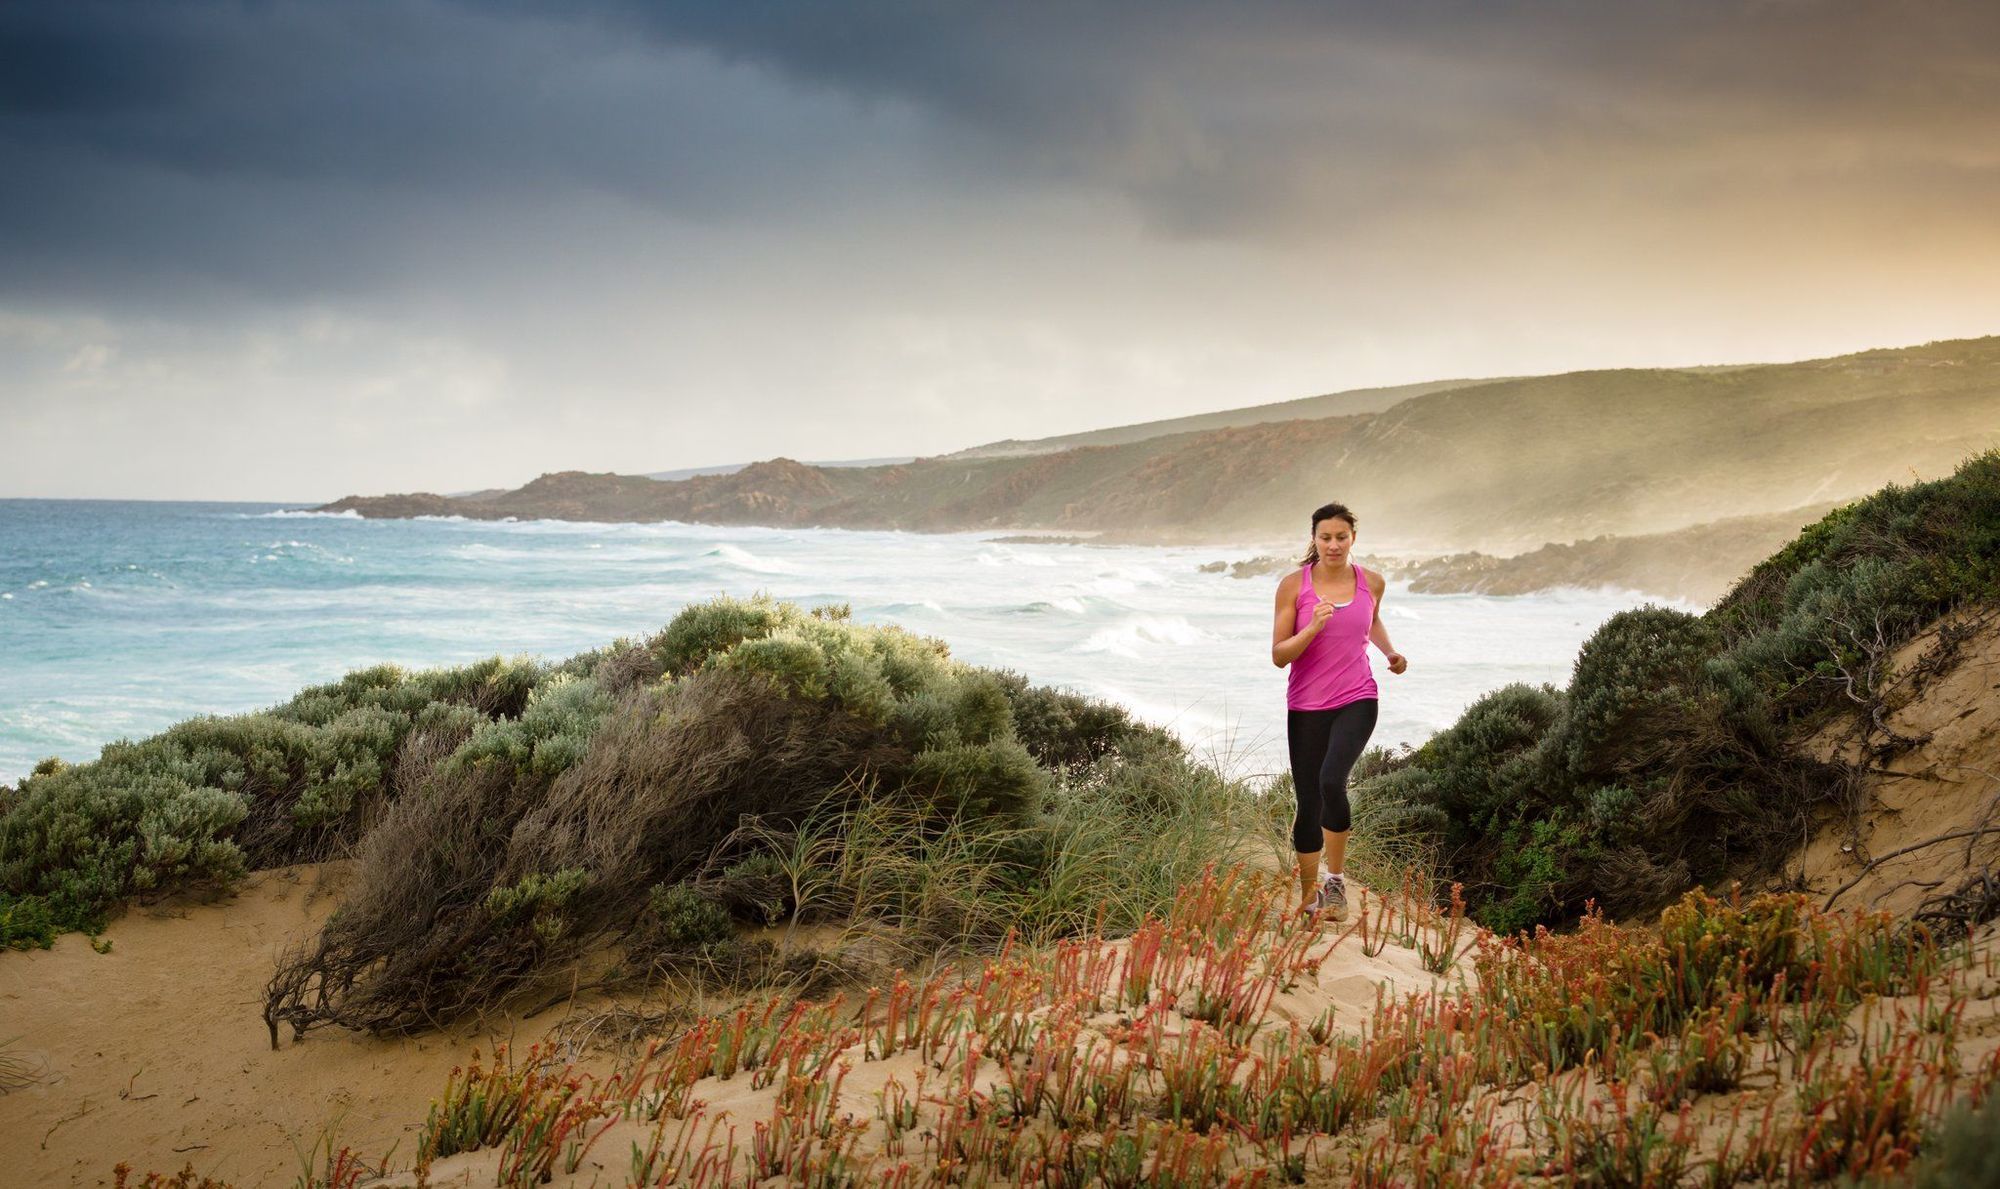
[{"xmin": 0, "ymin": 499, "xmax": 1662, "ymax": 785}]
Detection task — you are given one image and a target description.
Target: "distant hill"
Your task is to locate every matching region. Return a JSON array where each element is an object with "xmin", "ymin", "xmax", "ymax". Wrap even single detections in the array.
[
  {"xmin": 941, "ymin": 377, "xmax": 1501, "ymax": 460},
  {"xmin": 322, "ymin": 335, "xmax": 2000, "ymax": 553}
]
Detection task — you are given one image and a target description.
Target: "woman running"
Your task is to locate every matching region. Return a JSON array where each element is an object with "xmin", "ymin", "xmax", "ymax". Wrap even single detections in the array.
[{"xmin": 1271, "ymin": 502, "xmax": 1407, "ymax": 918}]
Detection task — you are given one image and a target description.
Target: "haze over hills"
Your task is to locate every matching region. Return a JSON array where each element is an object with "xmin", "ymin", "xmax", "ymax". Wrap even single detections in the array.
[
  {"xmin": 938, "ymin": 376, "xmax": 1501, "ymax": 460},
  {"xmin": 324, "ymin": 335, "xmax": 2000, "ymax": 564}
]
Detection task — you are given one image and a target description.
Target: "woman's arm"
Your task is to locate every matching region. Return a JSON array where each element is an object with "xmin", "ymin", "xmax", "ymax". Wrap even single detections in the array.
[
  {"xmin": 1367, "ymin": 571, "xmax": 1408, "ymax": 674},
  {"xmin": 1272, "ymin": 573, "xmax": 1330, "ymax": 667}
]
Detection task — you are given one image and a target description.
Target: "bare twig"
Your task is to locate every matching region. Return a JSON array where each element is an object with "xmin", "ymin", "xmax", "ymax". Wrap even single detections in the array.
[{"xmin": 1823, "ymin": 825, "xmax": 2000, "ymax": 910}]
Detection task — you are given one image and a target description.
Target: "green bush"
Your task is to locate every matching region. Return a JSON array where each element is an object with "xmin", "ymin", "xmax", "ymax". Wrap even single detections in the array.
[
  {"xmin": 1906, "ymin": 1091, "xmax": 2000, "ymax": 1189},
  {"xmin": 0, "ymin": 759, "xmax": 249, "ymax": 934},
  {"xmin": 249, "ymin": 595, "xmax": 1273, "ymax": 1036},
  {"xmin": 715, "ymin": 854, "xmax": 791, "ymax": 925},
  {"xmin": 994, "ymin": 674, "xmax": 1170, "ymax": 772},
  {"xmin": 485, "ymin": 867, "xmax": 589, "ymax": 947},
  {"xmin": 646, "ymin": 594, "xmax": 809, "ymax": 675},
  {"xmin": 640, "ymin": 883, "xmax": 736, "ymax": 955},
  {"xmin": 0, "ymin": 893, "xmax": 58, "ymax": 950},
  {"xmin": 907, "ymin": 738, "xmax": 1049, "ymax": 825},
  {"xmin": 1542, "ymin": 606, "xmax": 1718, "ymax": 782}
]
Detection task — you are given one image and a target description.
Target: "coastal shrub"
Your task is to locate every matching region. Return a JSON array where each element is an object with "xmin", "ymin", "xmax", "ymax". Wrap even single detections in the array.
[
  {"xmin": 0, "ymin": 757, "xmax": 249, "ymax": 933},
  {"xmin": 715, "ymin": 853, "xmax": 791, "ymax": 925},
  {"xmin": 0, "ymin": 892, "xmax": 58, "ymax": 949},
  {"xmin": 257, "ymin": 596, "xmax": 1267, "ymax": 1036},
  {"xmin": 1906, "ymin": 1092, "xmax": 2000, "ymax": 1189},
  {"xmin": 638, "ymin": 883, "xmax": 735, "ymax": 955},
  {"xmin": 1369, "ymin": 682, "xmax": 1560, "ymax": 834},
  {"xmin": 1716, "ymin": 449, "xmax": 2000, "ymax": 718},
  {"xmin": 995, "ymin": 673, "xmax": 1172, "ymax": 772},
  {"xmin": 1542, "ymin": 606, "xmax": 1718, "ymax": 782},
  {"xmin": 905, "ymin": 739, "xmax": 1048, "ymax": 824},
  {"xmin": 0, "ymin": 649, "xmax": 585, "ymax": 936},
  {"xmin": 1355, "ymin": 451, "xmax": 2000, "ymax": 930},
  {"xmin": 576, "ymin": 641, "xmax": 666, "ymax": 694},
  {"xmin": 646, "ymin": 594, "xmax": 810, "ymax": 675}
]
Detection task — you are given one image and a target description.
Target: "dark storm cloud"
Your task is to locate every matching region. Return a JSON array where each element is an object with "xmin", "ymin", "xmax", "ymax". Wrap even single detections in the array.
[
  {"xmin": 601, "ymin": 1, "xmax": 2000, "ymax": 232},
  {"xmin": 5, "ymin": 0, "xmax": 1998, "ymax": 304},
  {"xmin": 0, "ymin": 1, "xmax": 939, "ymax": 307}
]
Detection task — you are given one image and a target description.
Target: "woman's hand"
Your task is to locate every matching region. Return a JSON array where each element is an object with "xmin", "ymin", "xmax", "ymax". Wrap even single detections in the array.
[
  {"xmin": 1309, "ymin": 601, "xmax": 1336, "ymax": 633},
  {"xmin": 1386, "ymin": 651, "xmax": 1408, "ymax": 675}
]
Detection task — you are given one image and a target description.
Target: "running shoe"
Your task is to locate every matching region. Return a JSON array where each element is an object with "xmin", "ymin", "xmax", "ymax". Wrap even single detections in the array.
[{"xmin": 1312, "ymin": 872, "xmax": 1349, "ymax": 921}]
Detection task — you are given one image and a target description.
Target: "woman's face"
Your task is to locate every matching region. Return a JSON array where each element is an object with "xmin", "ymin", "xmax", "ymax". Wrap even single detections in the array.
[{"xmin": 1313, "ymin": 517, "xmax": 1355, "ymax": 563}]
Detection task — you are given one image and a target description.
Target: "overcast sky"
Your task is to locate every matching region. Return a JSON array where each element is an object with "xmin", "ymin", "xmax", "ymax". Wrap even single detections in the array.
[{"xmin": 4, "ymin": 1, "xmax": 1999, "ymax": 500}]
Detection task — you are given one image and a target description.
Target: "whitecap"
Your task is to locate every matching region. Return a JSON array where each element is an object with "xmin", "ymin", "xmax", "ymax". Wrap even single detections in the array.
[
  {"xmin": 880, "ymin": 599, "xmax": 946, "ymax": 615},
  {"xmin": 1014, "ymin": 597, "xmax": 1088, "ymax": 615},
  {"xmin": 453, "ymin": 543, "xmax": 540, "ymax": 561},
  {"xmin": 703, "ymin": 543, "xmax": 797, "ymax": 573},
  {"xmin": 1076, "ymin": 615, "xmax": 1215, "ymax": 658},
  {"xmin": 256, "ymin": 508, "xmax": 363, "ymax": 519}
]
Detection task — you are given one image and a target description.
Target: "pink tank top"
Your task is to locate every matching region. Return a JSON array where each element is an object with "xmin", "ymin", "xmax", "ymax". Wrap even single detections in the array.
[{"xmin": 1287, "ymin": 563, "xmax": 1379, "ymax": 711}]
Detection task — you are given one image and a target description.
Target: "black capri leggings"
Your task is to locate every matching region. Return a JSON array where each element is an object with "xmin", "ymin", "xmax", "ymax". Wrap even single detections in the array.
[{"xmin": 1286, "ymin": 698, "xmax": 1378, "ymax": 853}]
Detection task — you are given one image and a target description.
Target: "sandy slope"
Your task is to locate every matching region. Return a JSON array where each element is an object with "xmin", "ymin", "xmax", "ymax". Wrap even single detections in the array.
[
  {"xmin": 388, "ymin": 895, "xmax": 1449, "ymax": 1188},
  {"xmin": 1795, "ymin": 609, "xmax": 2000, "ymax": 918},
  {"xmin": 0, "ymin": 865, "xmax": 1444, "ymax": 1187},
  {"xmin": 0, "ymin": 865, "xmax": 592, "ymax": 1187}
]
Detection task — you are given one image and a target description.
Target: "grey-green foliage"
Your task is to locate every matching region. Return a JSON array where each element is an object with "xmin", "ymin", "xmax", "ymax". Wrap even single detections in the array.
[
  {"xmin": 239, "ymin": 594, "xmax": 1224, "ymax": 1034},
  {"xmin": 1363, "ymin": 682, "xmax": 1562, "ymax": 838},
  {"xmin": 647, "ymin": 595, "xmax": 816, "ymax": 676},
  {"xmin": 995, "ymin": 673, "xmax": 1170, "ymax": 773},
  {"xmin": 0, "ymin": 648, "xmax": 573, "ymax": 936},
  {"xmin": 0, "ymin": 756, "xmax": 250, "ymax": 932},
  {"xmin": 485, "ymin": 867, "xmax": 589, "ymax": 948},
  {"xmin": 444, "ymin": 673, "xmax": 617, "ymax": 789},
  {"xmin": 1904, "ymin": 1092, "xmax": 2000, "ymax": 1189},
  {"xmin": 1542, "ymin": 606, "xmax": 1718, "ymax": 783},
  {"xmin": 641, "ymin": 883, "xmax": 735, "ymax": 954}
]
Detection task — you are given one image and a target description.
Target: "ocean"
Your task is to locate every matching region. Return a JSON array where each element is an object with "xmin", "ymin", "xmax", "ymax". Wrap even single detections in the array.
[{"xmin": 0, "ymin": 499, "xmax": 1675, "ymax": 786}]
